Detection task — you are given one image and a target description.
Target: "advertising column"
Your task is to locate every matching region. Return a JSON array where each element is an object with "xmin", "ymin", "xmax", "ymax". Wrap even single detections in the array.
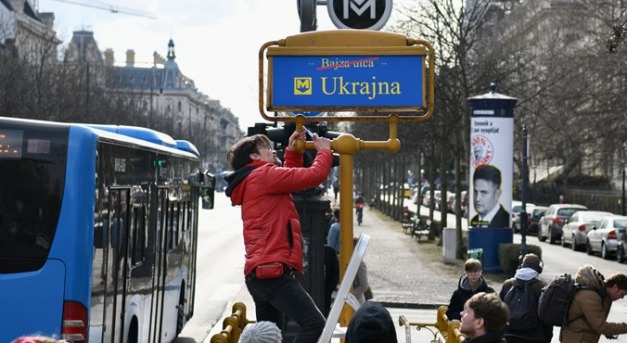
[{"xmin": 467, "ymin": 83, "xmax": 517, "ymax": 272}]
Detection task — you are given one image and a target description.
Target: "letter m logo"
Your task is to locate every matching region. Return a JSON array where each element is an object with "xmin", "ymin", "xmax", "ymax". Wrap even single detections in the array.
[
  {"xmin": 294, "ymin": 77, "xmax": 312, "ymax": 95},
  {"xmin": 344, "ymin": 0, "xmax": 375, "ymax": 19}
]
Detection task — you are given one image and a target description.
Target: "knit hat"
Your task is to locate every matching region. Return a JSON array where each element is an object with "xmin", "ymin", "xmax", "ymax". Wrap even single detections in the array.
[
  {"xmin": 239, "ymin": 321, "xmax": 282, "ymax": 343},
  {"xmin": 345, "ymin": 302, "xmax": 397, "ymax": 343},
  {"xmin": 521, "ymin": 253, "xmax": 543, "ymax": 274}
]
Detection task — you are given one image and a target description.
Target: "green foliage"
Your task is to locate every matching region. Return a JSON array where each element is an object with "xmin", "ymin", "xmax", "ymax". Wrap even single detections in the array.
[{"xmin": 499, "ymin": 243, "xmax": 542, "ymax": 277}]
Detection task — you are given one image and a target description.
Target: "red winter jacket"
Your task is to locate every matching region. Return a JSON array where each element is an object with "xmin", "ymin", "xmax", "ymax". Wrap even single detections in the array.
[{"xmin": 226, "ymin": 148, "xmax": 332, "ymax": 276}]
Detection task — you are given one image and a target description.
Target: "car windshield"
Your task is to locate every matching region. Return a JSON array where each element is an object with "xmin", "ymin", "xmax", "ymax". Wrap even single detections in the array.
[
  {"xmin": 581, "ymin": 213, "xmax": 610, "ymax": 222},
  {"xmin": 558, "ymin": 208, "xmax": 584, "ymax": 217}
]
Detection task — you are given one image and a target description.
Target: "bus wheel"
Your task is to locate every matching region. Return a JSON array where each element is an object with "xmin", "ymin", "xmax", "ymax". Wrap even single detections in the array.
[{"xmin": 176, "ymin": 290, "xmax": 186, "ymax": 335}]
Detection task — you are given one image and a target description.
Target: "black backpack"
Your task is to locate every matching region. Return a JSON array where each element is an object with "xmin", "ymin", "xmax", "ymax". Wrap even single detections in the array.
[
  {"xmin": 503, "ymin": 278, "xmax": 540, "ymax": 330},
  {"xmin": 537, "ymin": 273, "xmax": 582, "ymax": 326}
]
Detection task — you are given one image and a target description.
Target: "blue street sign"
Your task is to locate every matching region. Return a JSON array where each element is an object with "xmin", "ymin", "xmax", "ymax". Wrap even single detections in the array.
[{"xmin": 270, "ymin": 55, "xmax": 424, "ymax": 109}]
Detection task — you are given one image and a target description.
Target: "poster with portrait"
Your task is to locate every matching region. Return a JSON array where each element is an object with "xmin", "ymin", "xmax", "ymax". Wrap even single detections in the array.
[{"xmin": 469, "ymin": 109, "xmax": 513, "ymax": 228}]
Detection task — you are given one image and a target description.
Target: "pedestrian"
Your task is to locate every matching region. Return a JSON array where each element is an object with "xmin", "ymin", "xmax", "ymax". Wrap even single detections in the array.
[
  {"xmin": 326, "ymin": 207, "xmax": 340, "ymax": 253},
  {"xmin": 345, "ymin": 301, "xmax": 397, "ymax": 343},
  {"xmin": 498, "ymin": 253, "xmax": 552, "ymax": 343},
  {"xmin": 352, "ymin": 237, "xmax": 370, "ymax": 305},
  {"xmin": 333, "ymin": 178, "xmax": 339, "ymax": 202},
  {"xmin": 446, "ymin": 258, "xmax": 496, "ymax": 321},
  {"xmin": 323, "ymin": 244, "xmax": 339, "ymax": 316},
  {"xmin": 560, "ymin": 265, "xmax": 627, "ymax": 342},
  {"xmin": 459, "ymin": 292, "xmax": 509, "ymax": 343},
  {"xmin": 225, "ymin": 130, "xmax": 333, "ymax": 343},
  {"xmin": 239, "ymin": 321, "xmax": 283, "ymax": 343}
]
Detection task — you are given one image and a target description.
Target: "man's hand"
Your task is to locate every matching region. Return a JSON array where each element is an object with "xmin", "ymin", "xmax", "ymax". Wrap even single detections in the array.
[
  {"xmin": 312, "ymin": 133, "xmax": 331, "ymax": 151},
  {"xmin": 286, "ymin": 129, "xmax": 306, "ymax": 151}
]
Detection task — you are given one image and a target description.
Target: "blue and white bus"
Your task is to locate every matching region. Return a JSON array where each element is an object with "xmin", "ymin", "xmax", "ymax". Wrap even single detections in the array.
[{"xmin": 0, "ymin": 117, "xmax": 214, "ymax": 342}]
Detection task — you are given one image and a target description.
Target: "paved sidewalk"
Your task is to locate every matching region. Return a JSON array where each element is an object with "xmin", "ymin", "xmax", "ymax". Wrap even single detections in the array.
[{"xmin": 206, "ymin": 201, "xmax": 501, "ymax": 342}]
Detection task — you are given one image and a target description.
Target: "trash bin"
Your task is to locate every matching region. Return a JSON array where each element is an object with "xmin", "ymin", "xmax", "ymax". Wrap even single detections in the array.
[
  {"xmin": 467, "ymin": 248, "xmax": 483, "ymax": 264},
  {"xmin": 467, "ymin": 227, "xmax": 513, "ymax": 273},
  {"xmin": 443, "ymin": 227, "xmax": 457, "ymax": 262}
]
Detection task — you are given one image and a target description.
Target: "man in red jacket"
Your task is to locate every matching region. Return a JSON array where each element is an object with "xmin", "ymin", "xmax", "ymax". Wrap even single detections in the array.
[{"xmin": 225, "ymin": 129, "xmax": 332, "ymax": 343}]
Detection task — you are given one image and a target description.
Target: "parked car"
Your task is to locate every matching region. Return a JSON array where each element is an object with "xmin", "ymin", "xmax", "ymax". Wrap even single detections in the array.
[
  {"xmin": 618, "ymin": 228, "xmax": 627, "ymax": 263},
  {"xmin": 561, "ymin": 210, "xmax": 613, "ymax": 251},
  {"xmin": 528, "ymin": 206, "xmax": 548, "ymax": 236},
  {"xmin": 511, "ymin": 200, "xmax": 536, "ymax": 233},
  {"xmin": 450, "ymin": 191, "xmax": 468, "ymax": 216},
  {"xmin": 538, "ymin": 203, "xmax": 588, "ymax": 244},
  {"xmin": 446, "ymin": 193, "xmax": 456, "ymax": 213},
  {"xmin": 587, "ymin": 215, "xmax": 627, "ymax": 259},
  {"xmin": 423, "ymin": 190, "xmax": 440, "ymax": 208},
  {"xmin": 435, "ymin": 191, "xmax": 454, "ymax": 212},
  {"xmin": 413, "ymin": 185, "xmax": 430, "ymax": 205}
]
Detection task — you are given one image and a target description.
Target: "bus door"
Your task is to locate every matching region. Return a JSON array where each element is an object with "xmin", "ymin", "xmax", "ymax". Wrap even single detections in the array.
[
  {"xmin": 103, "ymin": 188, "xmax": 130, "ymax": 343},
  {"xmin": 126, "ymin": 185, "xmax": 150, "ymax": 340},
  {"xmin": 149, "ymin": 188, "xmax": 168, "ymax": 341}
]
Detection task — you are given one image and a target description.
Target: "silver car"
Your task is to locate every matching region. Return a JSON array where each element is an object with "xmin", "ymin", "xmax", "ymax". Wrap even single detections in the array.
[
  {"xmin": 538, "ymin": 203, "xmax": 588, "ymax": 244},
  {"xmin": 561, "ymin": 211, "xmax": 613, "ymax": 251},
  {"xmin": 587, "ymin": 215, "xmax": 627, "ymax": 260}
]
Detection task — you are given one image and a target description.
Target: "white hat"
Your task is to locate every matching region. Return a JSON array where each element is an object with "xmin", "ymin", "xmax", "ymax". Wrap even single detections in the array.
[{"xmin": 239, "ymin": 321, "xmax": 282, "ymax": 343}]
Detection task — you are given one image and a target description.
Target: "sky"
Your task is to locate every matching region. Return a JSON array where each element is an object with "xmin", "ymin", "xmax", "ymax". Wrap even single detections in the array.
[{"xmin": 37, "ymin": 0, "xmax": 412, "ymax": 131}]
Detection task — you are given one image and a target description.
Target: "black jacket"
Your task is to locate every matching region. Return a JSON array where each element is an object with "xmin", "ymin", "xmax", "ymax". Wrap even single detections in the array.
[
  {"xmin": 446, "ymin": 275, "xmax": 496, "ymax": 320},
  {"xmin": 470, "ymin": 205, "xmax": 510, "ymax": 228},
  {"xmin": 499, "ymin": 276, "xmax": 552, "ymax": 343},
  {"xmin": 462, "ymin": 332, "xmax": 507, "ymax": 343}
]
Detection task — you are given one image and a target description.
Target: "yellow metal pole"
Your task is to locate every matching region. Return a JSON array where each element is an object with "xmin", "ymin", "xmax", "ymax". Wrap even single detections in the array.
[{"xmin": 338, "ymin": 152, "xmax": 355, "ymax": 328}]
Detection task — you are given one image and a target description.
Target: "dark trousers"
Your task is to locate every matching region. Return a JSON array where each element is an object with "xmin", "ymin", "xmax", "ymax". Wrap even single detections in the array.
[{"xmin": 246, "ymin": 271, "xmax": 325, "ymax": 343}]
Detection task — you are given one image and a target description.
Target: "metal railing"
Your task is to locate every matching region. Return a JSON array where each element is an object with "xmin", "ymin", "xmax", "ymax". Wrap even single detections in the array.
[{"xmin": 398, "ymin": 306, "xmax": 465, "ymax": 343}]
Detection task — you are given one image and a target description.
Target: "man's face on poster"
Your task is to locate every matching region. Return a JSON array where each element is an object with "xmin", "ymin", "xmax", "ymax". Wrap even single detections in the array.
[{"xmin": 473, "ymin": 179, "xmax": 501, "ymax": 216}]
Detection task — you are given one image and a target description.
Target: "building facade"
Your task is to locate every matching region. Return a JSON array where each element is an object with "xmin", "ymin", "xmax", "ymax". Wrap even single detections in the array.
[{"xmin": 64, "ymin": 30, "xmax": 242, "ymax": 172}]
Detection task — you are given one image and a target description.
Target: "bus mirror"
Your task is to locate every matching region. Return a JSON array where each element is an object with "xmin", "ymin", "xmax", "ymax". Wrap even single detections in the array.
[{"xmin": 201, "ymin": 171, "xmax": 216, "ymax": 210}]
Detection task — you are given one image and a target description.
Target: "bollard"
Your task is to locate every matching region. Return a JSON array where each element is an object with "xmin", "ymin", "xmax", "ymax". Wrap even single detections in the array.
[
  {"xmin": 446, "ymin": 320, "xmax": 465, "ymax": 343},
  {"xmin": 210, "ymin": 302, "xmax": 252, "ymax": 343}
]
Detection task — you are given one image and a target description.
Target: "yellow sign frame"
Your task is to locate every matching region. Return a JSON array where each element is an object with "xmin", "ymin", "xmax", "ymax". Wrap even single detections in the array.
[{"xmin": 258, "ymin": 30, "xmax": 435, "ymax": 124}]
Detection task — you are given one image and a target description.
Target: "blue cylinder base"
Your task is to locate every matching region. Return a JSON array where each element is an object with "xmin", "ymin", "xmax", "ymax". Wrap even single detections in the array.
[{"xmin": 467, "ymin": 227, "xmax": 513, "ymax": 273}]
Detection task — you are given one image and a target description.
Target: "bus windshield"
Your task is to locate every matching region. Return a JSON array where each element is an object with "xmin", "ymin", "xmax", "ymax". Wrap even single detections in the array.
[{"xmin": 0, "ymin": 127, "xmax": 67, "ymax": 273}]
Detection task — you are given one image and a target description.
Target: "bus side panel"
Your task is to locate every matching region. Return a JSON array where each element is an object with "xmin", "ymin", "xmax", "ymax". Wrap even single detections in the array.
[
  {"xmin": 0, "ymin": 261, "xmax": 65, "ymax": 342},
  {"xmin": 51, "ymin": 127, "xmax": 98, "ymax": 302}
]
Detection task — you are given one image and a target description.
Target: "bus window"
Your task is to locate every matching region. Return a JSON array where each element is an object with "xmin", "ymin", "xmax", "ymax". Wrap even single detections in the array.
[{"xmin": 0, "ymin": 128, "xmax": 67, "ymax": 273}]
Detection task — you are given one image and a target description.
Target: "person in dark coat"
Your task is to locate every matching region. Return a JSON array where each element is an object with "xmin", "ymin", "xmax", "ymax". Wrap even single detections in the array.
[
  {"xmin": 345, "ymin": 301, "xmax": 397, "ymax": 343},
  {"xmin": 446, "ymin": 258, "xmax": 496, "ymax": 320},
  {"xmin": 323, "ymin": 245, "xmax": 339, "ymax": 316},
  {"xmin": 498, "ymin": 253, "xmax": 552, "ymax": 343},
  {"xmin": 460, "ymin": 292, "xmax": 509, "ymax": 343}
]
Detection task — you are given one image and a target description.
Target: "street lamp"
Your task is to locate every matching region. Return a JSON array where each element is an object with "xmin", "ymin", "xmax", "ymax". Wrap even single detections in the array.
[
  {"xmin": 519, "ymin": 124, "xmax": 529, "ymax": 260},
  {"xmin": 622, "ymin": 167, "xmax": 625, "ymax": 216}
]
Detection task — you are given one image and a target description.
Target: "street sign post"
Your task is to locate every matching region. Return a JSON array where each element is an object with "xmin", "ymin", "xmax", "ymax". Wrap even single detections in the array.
[{"xmin": 327, "ymin": 0, "xmax": 393, "ymax": 30}]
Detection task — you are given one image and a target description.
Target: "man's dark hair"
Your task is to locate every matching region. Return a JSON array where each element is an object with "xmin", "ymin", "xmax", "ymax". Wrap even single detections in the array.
[
  {"xmin": 226, "ymin": 134, "xmax": 272, "ymax": 170},
  {"xmin": 473, "ymin": 164, "xmax": 502, "ymax": 188},
  {"xmin": 466, "ymin": 292, "xmax": 509, "ymax": 333},
  {"xmin": 605, "ymin": 272, "xmax": 627, "ymax": 290}
]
